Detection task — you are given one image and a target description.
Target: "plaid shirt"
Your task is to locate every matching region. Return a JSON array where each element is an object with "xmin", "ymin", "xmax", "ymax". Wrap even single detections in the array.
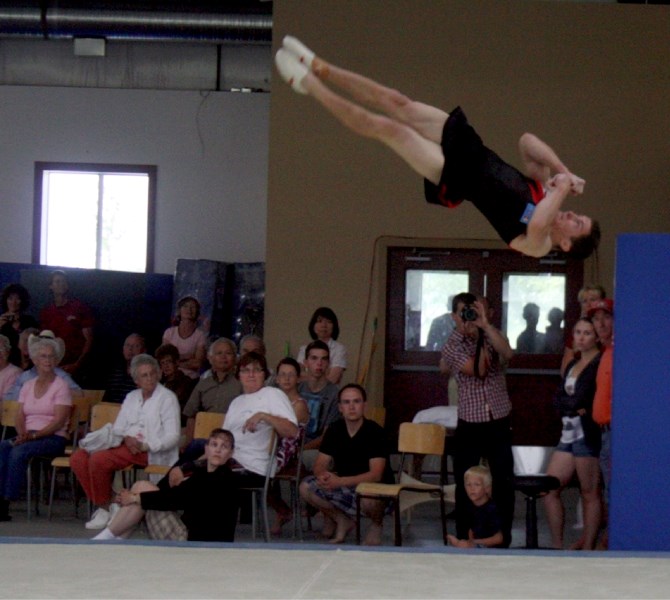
[{"xmin": 442, "ymin": 329, "xmax": 511, "ymax": 423}]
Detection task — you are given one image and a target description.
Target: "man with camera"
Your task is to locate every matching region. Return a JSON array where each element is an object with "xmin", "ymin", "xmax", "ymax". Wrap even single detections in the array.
[{"xmin": 441, "ymin": 292, "xmax": 515, "ymax": 547}]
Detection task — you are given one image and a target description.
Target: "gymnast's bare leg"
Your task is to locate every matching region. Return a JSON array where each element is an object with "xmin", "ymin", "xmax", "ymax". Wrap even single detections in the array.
[{"xmin": 275, "ymin": 40, "xmax": 446, "ymax": 186}]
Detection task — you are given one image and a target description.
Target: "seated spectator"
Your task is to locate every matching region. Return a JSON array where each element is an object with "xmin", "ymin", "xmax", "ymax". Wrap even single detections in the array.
[
  {"xmin": 298, "ymin": 340, "xmax": 340, "ymax": 469},
  {"xmin": 447, "ymin": 465, "xmax": 504, "ymax": 548},
  {"xmin": 168, "ymin": 352, "xmax": 298, "ymax": 521},
  {"xmin": 0, "ymin": 335, "xmax": 21, "ymax": 398},
  {"xmin": 103, "ymin": 333, "xmax": 146, "ymax": 403},
  {"xmin": 300, "ymin": 384, "xmax": 393, "ymax": 545},
  {"xmin": 239, "ymin": 334, "xmax": 266, "ymax": 358},
  {"xmin": 5, "ymin": 330, "xmax": 82, "ymax": 400},
  {"xmin": 0, "ymin": 283, "xmax": 38, "ymax": 366},
  {"xmin": 17, "ymin": 327, "xmax": 39, "ymax": 371},
  {"xmin": 162, "ymin": 296, "xmax": 207, "ymax": 379},
  {"xmin": 39, "ymin": 270, "xmax": 94, "ymax": 379},
  {"xmin": 297, "ymin": 307, "xmax": 347, "ymax": 385},
  {"xmin": 155, "ymin": 343, "xmax": 197, "ymax": 424},
  {"xmin": 71, "ymin": 354, "xmax": 180, "ymax": 531},
  {"xmin": 269, "ymin": 357, "xmax": 309, "ymax": 535},
  {"xmin": 92, "ymin": 428, "xmax": 239, "ymax": 542},
  {"xmin": 180, "ymin": 338, "xmax": 241, "ymax": 455},
  {"xmin": 0, "ymin": 332, "xmax": 72, "ymax": 520}
]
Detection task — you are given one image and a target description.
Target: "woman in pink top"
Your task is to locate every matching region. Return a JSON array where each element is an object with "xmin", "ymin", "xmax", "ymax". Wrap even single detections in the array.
[
  {"xmin": 0, "ymin": 333, "xmax": 72, "ymax": 520},
  {"xmin": 162, "ymin": 296, "xmax": 207, "ymax": 379}
]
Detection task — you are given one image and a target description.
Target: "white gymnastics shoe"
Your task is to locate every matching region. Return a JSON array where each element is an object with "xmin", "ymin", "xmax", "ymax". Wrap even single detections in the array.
[
  {"xmin": 282, "ymin": 35, "xmax": 315, "ymax": 68},
  {"xmin": 275, "ymin": 48, "xmax": 309, "ymax": 94}
]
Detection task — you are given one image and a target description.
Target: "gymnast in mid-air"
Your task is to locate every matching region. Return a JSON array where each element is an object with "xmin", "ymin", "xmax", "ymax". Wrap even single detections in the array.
[{"xmin": 275, "ymin": 36, "xmax": 600, "ymax": 260}]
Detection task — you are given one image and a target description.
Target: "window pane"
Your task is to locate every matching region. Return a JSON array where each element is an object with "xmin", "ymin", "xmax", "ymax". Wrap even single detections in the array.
[
  {"xmin": 405, "ymin": 270, "xmax": 469, "ymax": 350},
  {"xmin": 42, "ymin": 172, "xmax": 98, "ymax": 268},
  {"xmin": 100, "ymin": 174, "xmax": 149, "ymax": 273},
  {"xmin": 502, "ymin": 273, "xmax": 566, "ymax": 354},
  {"xmin": 38, "ymin": 165, "xmax": 152, "ymax": 273}
]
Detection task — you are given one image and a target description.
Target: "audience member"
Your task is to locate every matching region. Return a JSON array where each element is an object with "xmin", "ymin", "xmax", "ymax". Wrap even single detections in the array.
[
  {"xmin": 425, "ymin": 297, "xmax": 456, "ymax": 351},
  {"xmin": 589, "ymin": 298, "xmax": 614, "ymax": 547},
  {"xmin": 297, "ymin": 340, "xmax": 340, "ymax": 469},
  {"xmin": 447, "ymin": 465, "xmax": 504, "ymax": 548},
  {"xmin": 543, "ymin": 317, "xmax": 602, "ymax": 550},
  {"xmin": 155, "ymin": 343, "xmax": 197, "ymax": 423},
  {"xmin": 169, "ymin": 352, "xmax": 298, "ymax": 524},
  {"xmin": 516, "ymin": 302, "xmax": 545, "ymax": 354},
  {"xmin": 0, "ymin": 332, "xmax": 72, "ymax": 521},
  {"xmin": 181, "ymin": 338, "xmax": 241, "ymax": 454},
  {"xmin": 103, "ymin": 333, "xmax": 146, "ymax": 403},
  {"xmin": 17, "ymin": 327, "xmax": 39, "ymax": 371},
  {"xmin": 300, "ymin": 384, "xmax": 393, "ymax": 545},
  {"xmin": 5, "ymin": 330, "xmax": 82, "ymax": 400},
  {"xmin": 269, "ymin": 356, "xmax": 309, "ymax": 535},
  {"xmin": 562, "ymin": 284, "xmax": 606, "ymax": 370},
  {"xmin": 221, "ymin": 352, "xmax": 298, "ymax": 485},
  {"xmin": 93, "ymin": 428, "xmax": 239, "ymax": 542},
  {"xmin": 543, "ymin": 307, "xmax": 565, "ymax": 354},
  {"xmin": 239, "ymin": 334, "xmax": 266, "ymax": 357},
  {"xmin": 162, "ymin": 296, "xmax": 207, "ymax": 379},
  {"xmin": 0, "ymin": 283, "xmax": 38, "ymax": 366},
  {"xmin": 39, "ymin": 270, "xmax": 94, "ymax": 379},
  {"xmin": 71, "ymin": 354, "xmax": 180, "ymax": 531},
  {"xmin": 440, "ymin": 293, "xmax": 515, "ymax": 547},
  {"xmin": 0, "ymin": 335, "xmax": 21, "ymax": 398},
  {"xmin": 296, "ymin": 307, "xmax": 347, "ymax": 385}
]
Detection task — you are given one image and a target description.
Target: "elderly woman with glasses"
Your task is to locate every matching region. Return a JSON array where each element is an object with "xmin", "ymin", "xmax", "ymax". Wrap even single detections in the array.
[
  {"xmin": 71, "ymin": 354, "xmax": 180, "ymax": 531},
  {"xmin": 0, "ymin": 332, "xmax": 72, "ymax": 520}
]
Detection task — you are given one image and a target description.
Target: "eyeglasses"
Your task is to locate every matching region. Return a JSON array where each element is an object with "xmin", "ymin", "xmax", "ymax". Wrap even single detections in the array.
[{"xmin": 239, "ymin": 367, "xmax": 264, "ymax": 375}]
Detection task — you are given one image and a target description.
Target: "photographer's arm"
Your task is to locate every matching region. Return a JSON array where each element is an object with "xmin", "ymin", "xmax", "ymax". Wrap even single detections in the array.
[{"xmin": 474, "ymin": 301, "xmax": 514, "ymax": 365}]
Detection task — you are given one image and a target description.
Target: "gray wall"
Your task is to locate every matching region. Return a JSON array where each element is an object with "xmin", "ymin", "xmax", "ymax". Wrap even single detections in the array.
[{"xmin": 0, "ymin": 85, "xmax": 269, "ymax": 274}]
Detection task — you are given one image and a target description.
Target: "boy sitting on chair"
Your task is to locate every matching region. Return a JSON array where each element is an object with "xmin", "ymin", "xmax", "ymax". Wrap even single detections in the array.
[
  {"xmin": 447, "ymin": 465, "xmax": 504, "ymax": 548},
  {"xmin": 299, "ymin": 384, "xmax": 393, "ymax": 545}
]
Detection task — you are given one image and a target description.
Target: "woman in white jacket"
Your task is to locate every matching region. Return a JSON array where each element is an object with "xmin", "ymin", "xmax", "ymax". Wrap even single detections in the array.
[{"xmin": 71, "ymin": 354, "xmax": 180, "ymax": 531}]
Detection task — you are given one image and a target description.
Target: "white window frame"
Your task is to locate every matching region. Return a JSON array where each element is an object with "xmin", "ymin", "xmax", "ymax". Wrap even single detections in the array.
[{"xmin": 33, "ymin": 162, "xmax": 157, "ymax": 273}]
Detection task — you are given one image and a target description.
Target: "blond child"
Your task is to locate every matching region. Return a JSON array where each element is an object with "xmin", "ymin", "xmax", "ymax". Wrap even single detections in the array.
[{"xmin": 447, "ymin": 465, "xmax": 504, "ymax": 548}]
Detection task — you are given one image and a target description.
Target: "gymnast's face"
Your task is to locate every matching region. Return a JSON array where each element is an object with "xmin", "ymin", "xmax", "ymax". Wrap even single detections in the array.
[{"xmin": 558, "ymin": 211, "xmax": 593, "ymax": 246}]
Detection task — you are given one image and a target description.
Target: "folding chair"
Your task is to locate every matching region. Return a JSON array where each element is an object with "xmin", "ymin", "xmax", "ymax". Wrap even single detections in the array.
[
  {"xmin": 239, "ymin": 432, "xmax": 278, "ymax": 543},
  {"xmin": 355, "ymin": 422, "xmax": 449, "ymax": 546}
]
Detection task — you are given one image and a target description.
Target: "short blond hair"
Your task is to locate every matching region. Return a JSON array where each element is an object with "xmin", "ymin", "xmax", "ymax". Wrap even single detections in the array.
[{"xmin": 464, "ymin": 465, "xmax": 492, "ymax": 490}]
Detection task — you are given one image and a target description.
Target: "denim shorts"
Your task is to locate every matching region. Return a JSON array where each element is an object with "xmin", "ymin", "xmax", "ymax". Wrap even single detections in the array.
[{"xmin": 556, "ymin": 436, "xmax": 599, "ymax": 458}]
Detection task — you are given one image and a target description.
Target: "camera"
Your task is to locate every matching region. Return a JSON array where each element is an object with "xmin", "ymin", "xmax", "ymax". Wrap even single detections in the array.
[{"xmin": 460, "ymin": 304, "xmax": 478, "ymax": 322}]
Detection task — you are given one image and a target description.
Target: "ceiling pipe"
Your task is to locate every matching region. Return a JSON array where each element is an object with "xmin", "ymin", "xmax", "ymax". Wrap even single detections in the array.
[{"xmin": 0, "ymin": 6, "xmax": 272, "ymax": 44}]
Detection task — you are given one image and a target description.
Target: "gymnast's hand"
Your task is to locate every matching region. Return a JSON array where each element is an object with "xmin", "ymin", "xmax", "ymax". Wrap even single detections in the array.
[{"xmin": 567, "ymin": 173, "xmax": 585, "ymax": 195}]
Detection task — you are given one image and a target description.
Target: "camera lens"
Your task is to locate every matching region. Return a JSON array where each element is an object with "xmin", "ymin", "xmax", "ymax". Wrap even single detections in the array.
[{"xmin": 460, "ymin": 306, "xmax": 478, "ymax": 322}]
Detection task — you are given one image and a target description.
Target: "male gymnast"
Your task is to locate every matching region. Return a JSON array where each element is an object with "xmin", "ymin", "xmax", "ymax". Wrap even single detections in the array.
[{"xmin": 275, "ymin": 37, "xmax": 600, "ymax": 259}]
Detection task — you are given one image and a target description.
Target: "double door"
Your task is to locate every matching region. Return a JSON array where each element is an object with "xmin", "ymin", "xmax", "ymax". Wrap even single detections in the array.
[{"xmin": 384, "ymin": 246, "xmax": 583, "ymax": 445}]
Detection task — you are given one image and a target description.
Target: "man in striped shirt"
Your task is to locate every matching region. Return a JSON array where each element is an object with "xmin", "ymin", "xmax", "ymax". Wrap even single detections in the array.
[{"xmin": 441, "ymin": 293, "xmax": 515, "ymax": 547}]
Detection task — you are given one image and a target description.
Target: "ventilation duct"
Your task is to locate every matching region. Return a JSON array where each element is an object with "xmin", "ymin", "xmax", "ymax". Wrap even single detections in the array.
[{"xmin": 0, "ymin": 3, "xmax": 272, "ymax": 45}]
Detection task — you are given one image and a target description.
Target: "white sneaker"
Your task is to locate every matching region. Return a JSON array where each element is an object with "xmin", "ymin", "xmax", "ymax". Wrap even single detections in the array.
[
  {"xmin": 275, "ymin": 49, "xmax": 309, "ymax": 94},
  {"xmin": 282, "ymin": 36, "xmax": 315, "ymax": 68},
  {"xmin": 85, "ymin": 507, "xmax": 111, "ymax": 530}
]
